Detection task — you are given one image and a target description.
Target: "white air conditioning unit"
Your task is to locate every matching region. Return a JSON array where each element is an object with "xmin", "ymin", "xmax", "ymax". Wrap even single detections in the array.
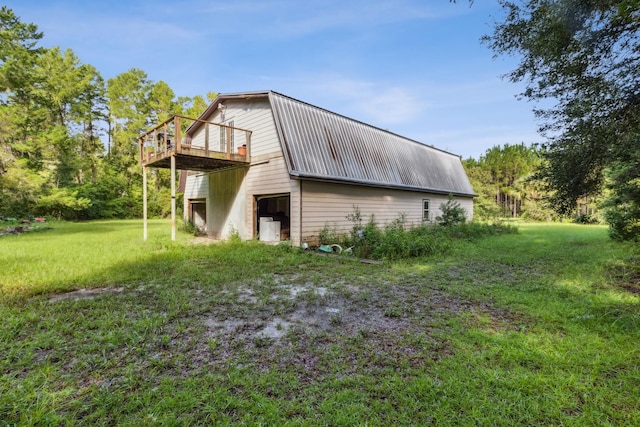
[{"xmin": 259, "ymin": 217, "xmax": 281, "ymax": 242}]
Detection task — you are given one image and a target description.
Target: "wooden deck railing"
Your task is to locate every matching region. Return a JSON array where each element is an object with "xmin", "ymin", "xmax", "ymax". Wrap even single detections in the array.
[{"xmin": 139, "ymin": 115, "xmax": 252, "ymax": 168}]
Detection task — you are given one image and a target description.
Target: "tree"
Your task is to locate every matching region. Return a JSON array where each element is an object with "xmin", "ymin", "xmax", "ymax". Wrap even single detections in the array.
[
  {"xmin": 0, "ymin": 7, "xmax": 48, "ymax": 216},
  {"xmin": 484, "ymin": 0, "xmax": 640, "ymax": 239},
  {"xmin": 463, "ymin": 144, "xmax": 552, "ymax": 220},
  {"xmin": 0, "ymin": 6, "xmax": 43, "ymax": 96}
]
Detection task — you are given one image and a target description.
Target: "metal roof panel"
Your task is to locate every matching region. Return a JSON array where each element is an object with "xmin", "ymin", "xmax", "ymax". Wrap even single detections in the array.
[{"xmin": 268, "ymin": 92, "xmax": 475, "ymax": 196}]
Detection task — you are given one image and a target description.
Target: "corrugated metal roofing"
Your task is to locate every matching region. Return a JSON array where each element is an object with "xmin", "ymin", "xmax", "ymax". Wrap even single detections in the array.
[
  {"xmin": 267, "ymin": 92, "xmax": 475, "ymax": 196},
  {"xmin": 189, "ymin": 90, "xmax": 475, "ymax": 196}
]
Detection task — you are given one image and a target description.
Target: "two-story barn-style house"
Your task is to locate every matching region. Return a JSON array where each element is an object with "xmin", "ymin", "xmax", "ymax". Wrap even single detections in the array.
[{"xmin": 139, "ymin": 91, "xmax": 475, "ymax": 245}]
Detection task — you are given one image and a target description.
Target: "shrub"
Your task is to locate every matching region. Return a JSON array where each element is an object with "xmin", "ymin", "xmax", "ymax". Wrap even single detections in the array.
[
  {"xmin": 573, "ymin": 214, "xmax": 600, "ymax": 225},
  {"xmin": 436, "ymin": 195, "xmax": 467, "ymax": 226},
  {"xmin": 319, "ymin": 223, "xmax": 340, "ymax": 244},
  {"xmin": 179, "ymin": 219, "xmax": 198, "ymax": 236}
]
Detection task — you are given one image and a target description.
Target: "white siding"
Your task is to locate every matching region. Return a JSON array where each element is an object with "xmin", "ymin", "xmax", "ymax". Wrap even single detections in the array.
[
  {"xmin": 300, "ymin": 180, "xmax": 474, "ymax": 245},
  {"xmin": 183, "ymin": 173, "xmax": 209, "ymax": 200},
  {"xmin": 208, "ymin": 167, "xmax": 248, "ymax": 239}
]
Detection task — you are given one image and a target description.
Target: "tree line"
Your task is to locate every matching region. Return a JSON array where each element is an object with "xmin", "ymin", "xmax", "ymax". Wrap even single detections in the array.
[
  {"xmin": 463, "ymin": 144, "xmax": 556, "ymax": 222},
  {"xmin": 0, "ymin": 6, "xmax": 213, "ymax": 220}
]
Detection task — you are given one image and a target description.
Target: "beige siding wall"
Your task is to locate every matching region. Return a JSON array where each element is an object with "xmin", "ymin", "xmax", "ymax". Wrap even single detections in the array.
[
  {"xmin": 183, "ymin": 97, "xmax": 298, "ymax": 242},
  {"xmin": 300, "ymin": 180, "xmax": 474, "ymax": 245},
  {"xmin": 189, "ymin": 99, "xmax": 280, "ymax": 156},
  {"xmin": 246, "ymin": 155, "xmax": 300, "ymax": 245}
]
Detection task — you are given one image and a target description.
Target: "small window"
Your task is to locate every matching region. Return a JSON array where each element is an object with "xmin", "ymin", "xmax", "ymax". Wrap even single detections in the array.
[{"xmin": 422, "ymin": 199, "xmax": 430, "ymax": 222}]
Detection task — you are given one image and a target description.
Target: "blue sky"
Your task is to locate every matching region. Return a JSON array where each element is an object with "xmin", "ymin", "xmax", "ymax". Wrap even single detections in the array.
[{"xmin": 6, "ymin": 0, "xmax": 543, "ymax": 159}]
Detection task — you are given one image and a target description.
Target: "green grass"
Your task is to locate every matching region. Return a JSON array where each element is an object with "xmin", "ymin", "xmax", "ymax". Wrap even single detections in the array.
[{"xmin": 1, "ymin": 220, "xmax": 638, "ymax": 425}]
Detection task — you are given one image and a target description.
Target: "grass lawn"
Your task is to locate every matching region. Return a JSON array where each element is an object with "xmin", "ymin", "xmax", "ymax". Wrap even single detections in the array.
[{"xmin": 1, "ymin": 220, "xmax": 638, "ymax": 425}]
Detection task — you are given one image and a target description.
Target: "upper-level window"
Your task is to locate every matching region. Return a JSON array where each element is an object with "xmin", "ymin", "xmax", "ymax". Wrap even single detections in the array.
[{"xmin": 219, "ymin": 120, "xmax": 234, "ymax": 152}]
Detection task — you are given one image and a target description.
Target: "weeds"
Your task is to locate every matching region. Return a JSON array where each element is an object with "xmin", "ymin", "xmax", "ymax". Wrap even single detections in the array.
[
  {"xmin": 178, "ymin": 218, "xmax": 199, "ymax": 235},
  {"xmin": 334, "ymin": 207, "xmax": 518, "ymax": 260}
]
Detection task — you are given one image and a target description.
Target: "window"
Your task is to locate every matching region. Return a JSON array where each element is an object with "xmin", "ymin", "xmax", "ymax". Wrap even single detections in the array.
[
  {"xmin": 422, "ymin": 199, "xmax": 430, "ymax": 222},
  {"xmin": 219, "ymin": 120, "xmax": 235, "ymax": 153}
]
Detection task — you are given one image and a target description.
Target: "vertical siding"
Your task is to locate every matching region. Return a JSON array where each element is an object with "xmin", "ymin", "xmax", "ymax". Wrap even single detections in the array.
[
  {"xmin": 183, "ymin": 173, "xmax": 209, "ymax": 200},
  {"xmin": 208, "ymin": 167, "xmax": 248, "ymax": 239},
  {"xmin": 300, "ymin": 180, "xmax": 474, "ymax": 245}
]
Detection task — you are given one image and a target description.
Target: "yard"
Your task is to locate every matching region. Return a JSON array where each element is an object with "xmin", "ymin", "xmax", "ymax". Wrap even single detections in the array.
[{"xmin": 1, "ymin": 220, "xmax": 638, "ymax": 425}]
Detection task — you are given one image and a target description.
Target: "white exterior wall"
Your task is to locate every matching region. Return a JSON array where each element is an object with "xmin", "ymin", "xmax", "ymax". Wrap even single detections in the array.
[
  {"xmin": 300, "ymin": 180, "xmax": 474, "ymax": 245},
  {"xmin": 208, "ymin": 167, "xmax": 247, "ymax": 239},
  {"xmin": 183, "ymin": 172, "xmax": 209, "ymax": 199}
]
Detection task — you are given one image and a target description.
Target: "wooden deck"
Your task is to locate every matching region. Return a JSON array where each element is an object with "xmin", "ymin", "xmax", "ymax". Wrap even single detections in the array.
[
  {"xmin": 139, "ymin": 115, "xmax": 252, "ymax": 172},
  {"xmin": 141, "ymin": 145, "xmax": 249, "ymax": 172}
]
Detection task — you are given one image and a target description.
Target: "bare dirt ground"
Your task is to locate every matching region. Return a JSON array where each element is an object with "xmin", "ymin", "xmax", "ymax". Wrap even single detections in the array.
[{"xmin": 47, "ymin": 270, "xmax": 523, "ymax": 378}]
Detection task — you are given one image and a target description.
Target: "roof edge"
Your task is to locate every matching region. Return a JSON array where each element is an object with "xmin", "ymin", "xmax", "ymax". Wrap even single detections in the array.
[
  {"xmin": 185, "ymin": 90, "xmax": 273, "ymax": 135},
  {"xmin": 291, "ymin": 171, "xmax": 477, "ymax": 197}
]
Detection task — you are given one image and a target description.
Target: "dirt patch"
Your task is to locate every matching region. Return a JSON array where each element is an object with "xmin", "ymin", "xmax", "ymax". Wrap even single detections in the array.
[
  {"xmin": 174, "ymin": 276, "xmax": 457, "ymax": 374},
  {"xmin": 48, "ymin": 287, "xmax": 124, "ymax": 303},
  {"xmin": 133, "ymin": 271, "xmax": 527, "ymax": 377}
]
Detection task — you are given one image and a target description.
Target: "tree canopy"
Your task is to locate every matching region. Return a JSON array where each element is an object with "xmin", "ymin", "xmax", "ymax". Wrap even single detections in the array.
[
  {"xmin": 484, "ymin": 0, "xmax": 640, "ymax": 239},
  {"xmin": 0, "ymin": 7, "xmax": 212, "ymax": 220}
]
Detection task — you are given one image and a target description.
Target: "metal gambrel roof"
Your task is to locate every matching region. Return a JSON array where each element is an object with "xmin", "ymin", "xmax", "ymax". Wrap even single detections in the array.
[{"xmin": 268, "ymin": 92, "xmax": 475, "ymax": 196}]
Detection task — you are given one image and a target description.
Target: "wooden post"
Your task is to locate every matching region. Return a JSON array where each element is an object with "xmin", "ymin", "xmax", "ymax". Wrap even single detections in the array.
[
  {"xmin": 139, "ymin": 136, "xmax": 143, "ymax": 166},
  {"xmin": 171, "ymin": 154, "xmax": 176, "ymax": 241},
  {"xmin": 153, "ymin": 129, "xmax": 158, "ymax": 156},
  {"xmin": 143, "ymin": 165, "xmax": 148, "ymax": 241},
  {"xmin": 163, "ymin": 123, "xmax": 169, "ymax": 154},
  {"xmin": 204, "ymin": 123, "xmax": 209, "ymax": 155},
  {"xmin": 245, "ymin": 131, "xmax": 251, "ymax": 160},
  {"xmin": 226, "ymin": 126, "xmax": 231, "ymax": 159},
  {"xmin": 175, "ymin": 116, "xmax": 181, "ymax": 153}
]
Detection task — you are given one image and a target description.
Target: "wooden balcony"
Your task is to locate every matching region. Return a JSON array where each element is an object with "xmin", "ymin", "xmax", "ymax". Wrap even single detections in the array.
[{"xmin": 139, "ymin": 115, "xmax": 252, "ymax": 172}]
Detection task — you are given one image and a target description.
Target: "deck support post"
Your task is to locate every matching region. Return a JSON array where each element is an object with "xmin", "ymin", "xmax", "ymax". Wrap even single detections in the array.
[
  {"xmin": 143, "ymin": 165, "xmax": 148, "ymax": 241},
  {"xmin": 171, "ymin": 154, "xmax": 176, "ymax": 241}
]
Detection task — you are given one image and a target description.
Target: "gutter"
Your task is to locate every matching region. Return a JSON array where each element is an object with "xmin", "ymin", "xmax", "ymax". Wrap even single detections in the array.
[{"xmin": 288, "ymin": 170, "xmax": 477, "ymax": 198}]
